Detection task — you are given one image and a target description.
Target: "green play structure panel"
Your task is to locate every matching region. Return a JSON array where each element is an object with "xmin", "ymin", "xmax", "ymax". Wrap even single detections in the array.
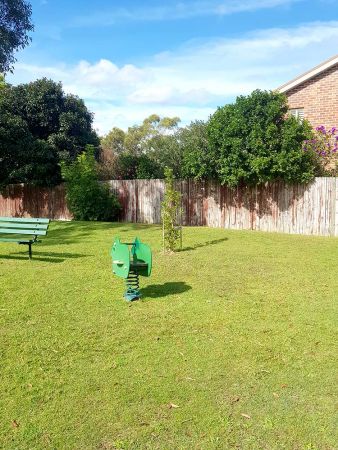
[
  {"xmin": 111, "ymin": 237, "xmax": 152, "ymax": 301},
  {"xmin": 111, "ymin": 238, "xmax": 130, "ymax": 279}
]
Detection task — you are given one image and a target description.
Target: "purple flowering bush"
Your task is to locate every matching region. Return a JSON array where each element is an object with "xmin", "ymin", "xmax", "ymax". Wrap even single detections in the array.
[{"xmin": 303, "ymin": 126, "xmax": 338, "ymax": 175}]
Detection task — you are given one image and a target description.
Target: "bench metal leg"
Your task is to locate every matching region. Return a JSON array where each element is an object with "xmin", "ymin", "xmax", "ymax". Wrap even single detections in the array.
[{"xmin": 19, "ymin": 241, "xmax": 33, "ymax": 259}]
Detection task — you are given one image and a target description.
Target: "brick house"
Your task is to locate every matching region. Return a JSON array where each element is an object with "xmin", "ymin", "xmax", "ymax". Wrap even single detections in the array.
[{"xmin": 277, "ymin": 54, "xmax": 338, "ymax": 129}]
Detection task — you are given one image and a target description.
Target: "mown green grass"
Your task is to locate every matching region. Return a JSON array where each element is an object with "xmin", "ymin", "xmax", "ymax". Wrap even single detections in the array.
[{"xmin": 0, "ymin": 222, "xmax": 337, "ymax": 450}]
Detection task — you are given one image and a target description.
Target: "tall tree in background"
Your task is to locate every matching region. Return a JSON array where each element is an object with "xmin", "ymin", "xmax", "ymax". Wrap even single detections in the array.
[
  {"xmin": 124, "ymin": 114, "xmax": 180, "ymax": 155},
  {"xmin": 0, "ymin": 0, "xmax": 34, "ymax": 73},
  {"xmin": 101, "ymin": 127, "xmax": 126, "ymax": 155},
  {"xmin": 100, "ymin": 114, "xmax": 181, "ymax": 179}
]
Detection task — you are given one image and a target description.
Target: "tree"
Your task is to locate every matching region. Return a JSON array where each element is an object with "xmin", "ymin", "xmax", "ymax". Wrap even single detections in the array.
[
  {"xmin": 0, "ymin": 112, "xmax": 60, "ymax": 187},
  {"xmin": 48, "ymin": 92, "xmax": 99, "ymax": 160},
  {"xmin": 100, "ymin": 114, "xmax": 181, "ymax": 179},
  {"xmin": 179, "ymin": 120, "xmax": 216, "ymax": 179},
  {"xmin": 136, "ymin": 154, "xmax": 163, "ymax": 179},
  {"xmin": 5, "ymin": 78, "xmax": 99, "ymax": 155},
  {"xmin": 111, "ymin": 153, "xmax": 162, "ymax": 180},
  {"xmin": 113, "ymin": 153, "xmax": 139, "ymax": 180},
  {"xmin": 161, "ymin": 167, "xmax": 182, "ymax": 252},
  {"xmin": 146, "ymin": 131, "xmax": 182, "ymax": 178},
  {"xmin": 0, "ymin": 0, "xmax": 34, "ymax": 73},
  {"xmin": 101, "ymin": 127, "xmax": 126, "ymax": 154},
  {"xmin": 208, "ymin": 90, "xmax": 317, "ymax": 187},
  {"xmin": 124, "ymin": 114, "xmax": 180, "ymax": 156},
  {"xmin": 0, "ymin": 74, "xmax": 6, "ymax": 91},
  {"xmin": 0, "ymin": 78, "xmax": 99, "ymax": 186}
]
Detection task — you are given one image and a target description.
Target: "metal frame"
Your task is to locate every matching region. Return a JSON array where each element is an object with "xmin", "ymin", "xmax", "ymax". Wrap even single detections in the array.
[{"xmin": 18, "ymin": 237, "xmax": 38, "ymax": 259}]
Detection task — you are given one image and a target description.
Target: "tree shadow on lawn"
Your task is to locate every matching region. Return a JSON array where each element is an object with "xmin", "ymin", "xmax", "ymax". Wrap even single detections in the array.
[
  {"xmin": 179, "ymin": 237, "xmax": 228, "ymax": 252},
  {"xmin": 0, "ymin": 250, "xmax": 91, "ymax": 263},
  {"xmin": 41, "ymin": 221, "xmax": 119, "ymax": 247},
  {"xmin": 119, "ymin": 223, "xmax": 160, "ymax": 231},
  {"xmin": 45, "ymin": 221, "xmax": 159, "ymax": 246},
  {"xmin": 142, "ymin": 281, "xmax": 192, "ymax": 299}
]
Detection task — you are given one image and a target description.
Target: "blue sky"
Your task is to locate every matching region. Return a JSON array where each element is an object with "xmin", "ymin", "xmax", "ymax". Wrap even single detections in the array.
[{"xmin": 7, "ymin": 0, "xmax": 338, "ymax": 135}]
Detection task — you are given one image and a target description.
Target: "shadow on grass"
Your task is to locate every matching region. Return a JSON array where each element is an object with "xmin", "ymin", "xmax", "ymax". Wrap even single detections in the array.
[
  {"xmin": 179, "ymin": 237, "xmax": 228, "ymax": 252},
  {"xmin": 119, "ymin": 223, "xmax": 160, "ymax": 231},
  {"xmin": 44, "ymin": 221, "xmax": 160, "ymax": 246},
  {"xmin": 0, "ymin": 250, "xmax": 90, "ymax": 263},
  {"xmin": 142, "ymin": 281, "xmax": 192, "ymax": 298},
  {"xmin": 44, "ymin": 221, "xmax": 119, "ymax": 246}
]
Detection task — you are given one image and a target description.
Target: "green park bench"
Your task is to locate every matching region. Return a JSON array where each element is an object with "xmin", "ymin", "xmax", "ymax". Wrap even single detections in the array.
[{"xmin": 0, "ymin": 217, "xmax": 50, "ymax": 259}]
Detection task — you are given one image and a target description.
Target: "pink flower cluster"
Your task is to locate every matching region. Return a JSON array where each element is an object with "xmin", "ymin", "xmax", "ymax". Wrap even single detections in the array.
[{"xmin": 303, "ymin": 125, "xmax": 338, "ymax": 157}]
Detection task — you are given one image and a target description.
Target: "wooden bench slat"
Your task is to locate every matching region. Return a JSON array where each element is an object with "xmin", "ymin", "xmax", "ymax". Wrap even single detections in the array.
[
  {"xmin": 0, "ymin": 217, "xmax": 50, "ymax": 224},
  {"xmin": 0, "ymin": 223, "xmax": 49, "ymax": 230},
  {"xmin": 0, "ymin": 228, "xmax": 47, "ymax": 236},
  {"xmin": 0, "ymin": 216, "xmax": 50, "ymax": 259}
]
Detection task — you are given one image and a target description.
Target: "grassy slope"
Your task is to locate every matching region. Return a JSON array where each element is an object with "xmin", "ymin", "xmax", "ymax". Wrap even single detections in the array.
[{"xmin": 0, "ymin": 222, "xmax": 337, "ymax": 450}]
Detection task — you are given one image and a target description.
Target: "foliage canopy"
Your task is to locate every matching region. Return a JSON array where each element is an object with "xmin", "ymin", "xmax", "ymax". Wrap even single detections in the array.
[
  {"xmin": 207, "ymin": 90, "xmax": 318, "ymax": 187},
  {"xmin": 0, "ymin": 78, "xmax": 99, "ymax": 187},
  {"xmin": 0, "ymin": 0, "xmax": 34, "ymax": 73},
  {"xmin": 100, "ymin": 114, "xmax": 181, "ymax": 180}
]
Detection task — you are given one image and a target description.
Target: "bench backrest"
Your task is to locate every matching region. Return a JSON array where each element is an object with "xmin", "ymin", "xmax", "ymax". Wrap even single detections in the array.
[{"xmin": 0, "ymin": 217, "xmax": 50, "ymax": 236}]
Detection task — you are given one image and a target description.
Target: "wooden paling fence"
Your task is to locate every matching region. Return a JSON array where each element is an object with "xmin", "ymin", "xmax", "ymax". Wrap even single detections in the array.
[
  {"xmin": 0, "ymin": 184, "xmax": 70, "ymax": 220},
  {"xmin": 1, "ymin": 178, "xmax": 337, "ymax": 236}
]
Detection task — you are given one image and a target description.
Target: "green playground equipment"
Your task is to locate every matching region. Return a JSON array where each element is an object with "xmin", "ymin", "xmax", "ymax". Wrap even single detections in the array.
[{"xmin": 111, "ymin": 237, "xmax": 152, "ymax": 301}]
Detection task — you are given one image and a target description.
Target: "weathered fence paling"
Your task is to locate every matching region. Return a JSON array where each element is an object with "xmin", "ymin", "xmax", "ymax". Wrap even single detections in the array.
[
  {"xmin": 0, "ymin": 178, "xmax": 337, "ymax": 236},
  {"xmin": 109, "ymin": 178, "xmax": 337, "ymax": 236},
  {"xmin": 0, "ymin": 184, "xmax": 70, "ymax": 220}
]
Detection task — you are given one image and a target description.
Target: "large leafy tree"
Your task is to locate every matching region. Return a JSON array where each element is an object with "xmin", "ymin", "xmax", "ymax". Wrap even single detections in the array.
[
  {"xmin": 0, "ymin": 112, "xmax": 60, "ymax": 186},
  {"xmin": 0, "ymin": 78, "xmax": 99, "ymax": 186},
  {"xmin": 179, "ymin": 120, "xmax": 216, "ymax": 179},
  {"xmin": 0, "ymin": 0, "xmax": 34, "ymax": 73},
  {"xmin": 208, "ymin": 90, "xmax": 318, "ymax": 187}
]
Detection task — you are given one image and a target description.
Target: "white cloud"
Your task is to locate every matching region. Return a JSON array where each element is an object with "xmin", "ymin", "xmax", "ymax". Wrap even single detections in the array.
[
  {"xmin": 8, "ymin": 21, "xmax": 338, "ymax": 134},
  {"xmin": 71, "ymin": 0, "xmax": 301, "ymax": 26}
]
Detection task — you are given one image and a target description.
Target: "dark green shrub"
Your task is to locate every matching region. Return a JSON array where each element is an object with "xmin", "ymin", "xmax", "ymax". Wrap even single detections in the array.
[
  {"xmin": 61, "ymin": 145, "xmax": 120, "ymax": 221},
  {"xmin": 113, "ymin": 153, "xmax": 163, "ymax": 179},
  {"xmin": 136, "ymin": 154, "xmax": 163, "ymax": 179},
  {"xmin": 208, "ymin": 90, "xmax": 318, "ymax": 187}
]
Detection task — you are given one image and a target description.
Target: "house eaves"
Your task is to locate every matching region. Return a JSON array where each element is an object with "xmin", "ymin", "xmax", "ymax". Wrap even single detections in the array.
[{"xmin": 277, "ymin": 54, "xmax": 338, "ymax": 93}]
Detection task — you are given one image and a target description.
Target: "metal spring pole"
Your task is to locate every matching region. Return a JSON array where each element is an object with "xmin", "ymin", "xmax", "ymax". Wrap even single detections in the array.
[{"xmin": 124, "ymin": 269, "xmax": 140, "ymax": 301}]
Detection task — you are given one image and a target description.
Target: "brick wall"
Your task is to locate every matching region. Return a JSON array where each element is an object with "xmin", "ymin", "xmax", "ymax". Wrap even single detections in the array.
[{"xmin": 286, "ymin": 63, "xmax": 338, "ymax": 129}]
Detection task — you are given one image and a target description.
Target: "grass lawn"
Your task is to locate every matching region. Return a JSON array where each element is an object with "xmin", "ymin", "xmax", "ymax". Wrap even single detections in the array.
[{"xmin": 0, "ymin": 222, "xmax": 337, "ymax": 450}]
